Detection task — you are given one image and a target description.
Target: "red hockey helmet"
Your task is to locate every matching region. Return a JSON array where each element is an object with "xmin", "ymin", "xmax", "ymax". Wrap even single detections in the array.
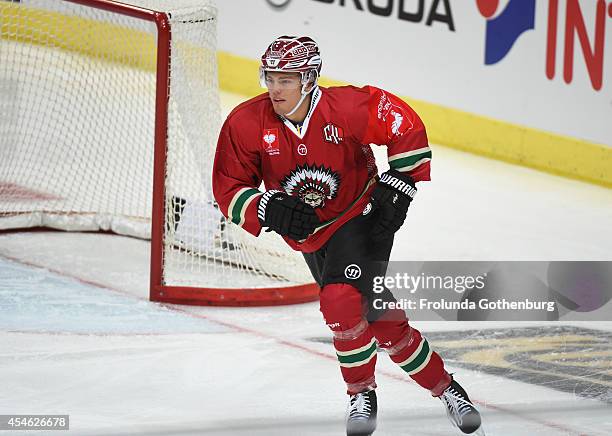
[{"xmin": 260, "ymin": 36, "xmax": 322, "ymax": 88}]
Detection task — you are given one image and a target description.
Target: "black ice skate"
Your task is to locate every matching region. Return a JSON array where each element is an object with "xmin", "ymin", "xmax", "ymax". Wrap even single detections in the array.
[
  {"xmin": 346, "ymin": 389, "xmax": 377, "ymax": 436},
  {"xmin": 439, "ymin": 378, "xmax": 483, "ymax": 434}
]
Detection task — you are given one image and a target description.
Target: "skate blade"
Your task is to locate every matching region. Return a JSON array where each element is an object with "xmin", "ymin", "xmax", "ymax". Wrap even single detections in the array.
[{"xmin": 472, "ymin": 425, "xmax": 486, "ymax": 436}]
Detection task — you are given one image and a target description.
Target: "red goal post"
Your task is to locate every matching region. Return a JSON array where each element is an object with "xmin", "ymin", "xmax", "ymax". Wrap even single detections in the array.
[{"xmin": 0, "ymin": 0, "xmax": 319, "ymax": 306}]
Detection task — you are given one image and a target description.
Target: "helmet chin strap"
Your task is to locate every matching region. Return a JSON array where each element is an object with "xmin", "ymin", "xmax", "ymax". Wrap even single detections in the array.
[{"xmin": 285, "ymin": 80, "xmax": 316, "ymax": 118}]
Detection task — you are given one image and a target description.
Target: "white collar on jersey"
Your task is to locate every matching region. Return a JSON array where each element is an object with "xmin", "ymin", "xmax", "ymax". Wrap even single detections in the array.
[{"xmin": 279, "ymin": 86, "xmax": 322, "ymax": 140}]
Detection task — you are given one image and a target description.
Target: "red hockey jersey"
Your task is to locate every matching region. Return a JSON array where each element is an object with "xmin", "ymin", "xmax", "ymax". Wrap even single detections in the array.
[{"xmin": 212, "ymin": 85, "xmax": 431, "ymax": 253}]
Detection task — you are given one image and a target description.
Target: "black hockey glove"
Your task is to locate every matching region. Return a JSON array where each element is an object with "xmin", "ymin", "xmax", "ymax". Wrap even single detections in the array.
[
  {"xmin": 257, "ymin": 190, "xmax": 320, "ymax": 241},
  {"xmin": 370, "ymin": 169, "xmax": 416, "ymax": 242}
]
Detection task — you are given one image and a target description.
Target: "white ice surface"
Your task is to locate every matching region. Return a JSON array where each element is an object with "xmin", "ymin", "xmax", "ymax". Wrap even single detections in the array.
[{"xmin": 0, "ymin": 91, "xmax": 611, "ymax": 435}]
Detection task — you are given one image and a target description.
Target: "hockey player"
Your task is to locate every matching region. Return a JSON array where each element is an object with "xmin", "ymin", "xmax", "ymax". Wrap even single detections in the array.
[{"xmin": 212, "ymin": 36, "xmax": 483, "ymax": 435}]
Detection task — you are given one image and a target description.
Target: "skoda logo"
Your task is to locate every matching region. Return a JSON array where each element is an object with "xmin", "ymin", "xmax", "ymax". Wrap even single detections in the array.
[{"xmin": 266, "ymin": 0, "xmax": 292, "ymax": 9}]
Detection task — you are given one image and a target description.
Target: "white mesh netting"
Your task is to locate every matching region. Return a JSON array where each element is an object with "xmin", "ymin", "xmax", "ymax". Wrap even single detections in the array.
[{"xmin": 0, "ymin": 0, "xmax": 313, "ymax": 291}]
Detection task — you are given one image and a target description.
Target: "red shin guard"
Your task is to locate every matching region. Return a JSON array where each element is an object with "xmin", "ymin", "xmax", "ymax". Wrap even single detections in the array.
[
  {"xmin": 370, "ymin": 308, "xmax": 451, "ymax": 395},
  {"xmin": 320, "ymin": 283, "xmax": 377, "ymax": 395}
]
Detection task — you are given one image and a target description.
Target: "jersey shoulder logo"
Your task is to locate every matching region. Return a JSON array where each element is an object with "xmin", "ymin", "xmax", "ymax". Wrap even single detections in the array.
[
  {"xmin": 377, "ymin": 91, "xmax": 414, "ymax": 137},
  {"xmin": 281, "ymin": 164, "xmax": 341, "ymax": 209},
  {"xmin": 323, "ymin": 122, "xmax": 344, "ymax": 144},
  {"xmin": 262, "ymin": 128, "xmax": 280, "ymax": 156}
]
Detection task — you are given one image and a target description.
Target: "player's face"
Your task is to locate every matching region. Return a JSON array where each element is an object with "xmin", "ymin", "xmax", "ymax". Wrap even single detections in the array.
[{"xmin": 265, "ymin": 72, "xmax": 303, "ymax": 116}]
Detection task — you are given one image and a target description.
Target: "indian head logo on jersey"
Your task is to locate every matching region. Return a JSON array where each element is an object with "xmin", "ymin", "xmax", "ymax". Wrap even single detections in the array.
[
  {"xmin": 281, "ymin": 164, "xmax": 341, "ymax": 209},
  {"xmin": 323, "ymin": 122, "xmax": 344, "ymax": 144},
  {"xmin": 262, "ymin": 128, "xmax": 280, "ymax": 155},
  {"xmin": 377, "ymin": 91, "xmax": 413, "ymax": 137}
]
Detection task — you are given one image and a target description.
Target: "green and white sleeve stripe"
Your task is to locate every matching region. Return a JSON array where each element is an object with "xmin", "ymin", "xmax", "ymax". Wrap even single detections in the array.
[
  {"xmin": 397, "ymin": 337, "xmax": 433, "ymax": 376},
  {"xmin": 388, "ymin": 147, "xmax": 432, "ymax": 172},
  {"xmin": 336, "ymin": 338, "xmax": 378, "ymax": 368},
  {"xmin": 227, "ymin": 188, "xmax": 261, "ymax": 227}
]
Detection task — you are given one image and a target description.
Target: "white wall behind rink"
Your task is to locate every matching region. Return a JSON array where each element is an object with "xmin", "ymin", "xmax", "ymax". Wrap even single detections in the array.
[{"xmin": 216, "ymin": 0, "xmax": 612, "ymax": 147}]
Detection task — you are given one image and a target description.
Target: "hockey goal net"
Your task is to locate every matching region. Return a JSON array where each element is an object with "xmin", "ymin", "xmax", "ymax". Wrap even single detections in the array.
[{"xmin": 0, "ymin": 0, "xmax": 318, "ymax": 305}]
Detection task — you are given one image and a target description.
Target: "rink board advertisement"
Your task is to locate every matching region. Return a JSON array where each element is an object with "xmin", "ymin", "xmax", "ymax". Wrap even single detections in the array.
[{"xmin": 216, "ymin": 0, "xmax": 612, "ymax": 187}]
